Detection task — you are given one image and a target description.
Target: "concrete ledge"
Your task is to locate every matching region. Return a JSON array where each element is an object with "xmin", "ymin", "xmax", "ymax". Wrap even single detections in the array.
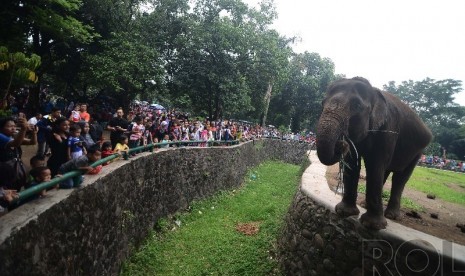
[{"xmin": 278, "ymin": 150, "xmax": 465, "ymax": 275}]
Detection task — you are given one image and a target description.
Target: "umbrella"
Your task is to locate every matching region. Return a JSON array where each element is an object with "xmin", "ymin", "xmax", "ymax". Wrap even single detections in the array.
[{"xmin": 150, "ymin": 103, "xmax": 165, "ymax": 110}]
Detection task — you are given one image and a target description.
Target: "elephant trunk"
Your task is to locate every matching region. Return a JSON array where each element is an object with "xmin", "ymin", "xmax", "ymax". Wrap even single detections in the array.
[{"xmin": 316, "ymin": 114, "xmax": 347, "ymax": 166}]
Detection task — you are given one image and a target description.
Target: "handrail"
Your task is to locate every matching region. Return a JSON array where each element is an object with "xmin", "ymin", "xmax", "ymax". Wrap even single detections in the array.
[{"xmin": 14, "ymin": 139, "xmax": 240, "ymax": 203}]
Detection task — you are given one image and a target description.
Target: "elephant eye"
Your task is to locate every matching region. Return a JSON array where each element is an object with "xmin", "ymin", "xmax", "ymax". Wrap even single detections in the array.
[{"xmin": 351, "ymin": 100, "xmax": 363, "ymax": 112}]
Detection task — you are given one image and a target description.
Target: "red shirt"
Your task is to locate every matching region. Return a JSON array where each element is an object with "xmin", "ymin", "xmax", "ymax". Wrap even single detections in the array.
[{"xmin": 80, "ymin": 111, "xmax": 90, "ymax": 122}]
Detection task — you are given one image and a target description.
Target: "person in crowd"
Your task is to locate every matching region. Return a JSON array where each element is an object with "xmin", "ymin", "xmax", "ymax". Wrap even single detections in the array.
[
  {"xmin": 101, "ymin": 141, "xmax": 115, "ymax": 165},
  {"xmin": 26, "ymin": 166, "xmax": 51, "ymax": 200},
  {"xmin": 0, "ymin": 116, "xmax": 37, "ymax": 191},
  {"xmin": 30, "ymin": 154, "xmax": 46, "ymax": 168},
  {"xmin": 181, "ymin": 131, "xmax": 189, "ymax": 142},
  {"xmin": 223, "ymin": 124, "xmax": 231, "ymax": 141},
  {"xmin": 128, "ymin": 116, "xmax": 143, "ymax": 156},
  {"xmin": 79, "ymin": 121, "xmax": 96, "ymax": 150},
  {"xmin": 0, "ymin": 163, "xmax": 19, "ymax": 216},
  {"xmin": 114, "ymin": 135, "xmax": 130, "ymax": 157},
  {"xmin": 26, "ymin": 155, "xmax": 47, "ymax": 186},
  {"xmin": 107, "ymin": 107, "xmax": 129, "ymax": 149},
  {"xmin": 200, "ymin": 125, "xmax": 208, "ymax": 147},
  {"xmin": 68, "ymin": 124, "xmax": 86, "ymax": 160},
  {"xmin": 181, "ymin": 120, "xmax": 190, "ymax": 138},
  {"xmin": 47, "ymin": 117, "xmax": 70, "ymax": 176},
  {"xmin": 65, "ymin": 101, "xmax": 75, "ymax": 117},
  {"xmin": 89, "ymin": 114, "xmax": 103, "ymax": 146},
  {"xmin": 192, "ymin": 122, "xmax": 200, "ymax": 141},
  {"xmin": 170, "ymin": 121, "xmax": 181, "ymax": 141},
  {"xmin": 36, "ymin": 107, "xmax": 63, "ymax": 157},
  {"xmin": 160, "ymin": 133, "xmax": 171, "ymax": 148},
  {"xmin": 69, "ymin": 103, "xmax": 81, "ymax": 123},
  {"xmin": 143, "ymin": 119, "xmax": 154, "ymax": 146},
  {"xmin": 27, "ymin": 112, "xmax": 42, "ymax": 126},
  {"xmin": 57, "ymin": 144, "xmax": 101, "ymax": 188},
  {"xmin": 80, "ymin": 103, "xmax": 91, "ymax": 122},
  {"xmin": 159, "ymin": 115, "xmax": 169, "ymax": 140},
  {"xmin": 208, "ymin": 124, "xmax": 215, "ymax": 141}
]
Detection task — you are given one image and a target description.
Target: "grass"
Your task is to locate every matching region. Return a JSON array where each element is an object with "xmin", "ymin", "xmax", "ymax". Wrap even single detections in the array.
[
  {"xmin": 356, "ymin": 165, "xmax": 465, "ymax": 210},
  {"xmin": 357, "ymin": 185, "xmax": 424, "ymax": 212},
  {"xmin": 408, "ymin": 166, "xmax": 465, "ymax": 206},
  {"xmin": 120, "ymin": 161, "xmax": 301, "ymax": 276}
]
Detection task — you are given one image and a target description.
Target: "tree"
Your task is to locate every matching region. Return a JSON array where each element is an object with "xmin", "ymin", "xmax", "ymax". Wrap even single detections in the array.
[
  {"xmin": 268, "ymin": 52, "xmax": 336, "ymax": 132},
  {"xmin": 0, "ymin": 0, "xmax": 97, "ymax": 111},
  {"xmin": 384, "ymin": 78, "xmax": 465, "ymax": 159},
  {"xmin": 83, "ymin": 31, "xmax": 164, "ymax": 109},
  {"xmin": 0, "ymin": 47, "xmax": 41, "ymax": 108},
  {"xmin": 166, "ymin": 0, "xmax": 261, "ymax": 119}
]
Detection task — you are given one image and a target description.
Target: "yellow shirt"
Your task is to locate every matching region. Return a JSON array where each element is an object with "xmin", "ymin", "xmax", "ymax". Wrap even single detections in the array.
[{"xmin": 114, "ymin": 143, "xmax": 129, "ymax": 153}]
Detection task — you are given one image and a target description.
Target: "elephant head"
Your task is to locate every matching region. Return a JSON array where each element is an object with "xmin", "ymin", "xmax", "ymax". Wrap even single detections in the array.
[{"xmin": 316, "ymin": 77, "xmax": 387, "ymax": 165}]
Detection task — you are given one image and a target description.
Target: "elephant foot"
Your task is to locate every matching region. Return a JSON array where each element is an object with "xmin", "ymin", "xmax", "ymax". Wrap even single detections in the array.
[
  {"xmin": 335, "ymin": 201, "xmax": 360, "ymax": 217},
  {"xmin": 384, "ymin": 207, "xmax": 401, "ymax": 220},
  {"xmin": 360, "ymin": 212, "xmax": 387, "ymax": 230}
]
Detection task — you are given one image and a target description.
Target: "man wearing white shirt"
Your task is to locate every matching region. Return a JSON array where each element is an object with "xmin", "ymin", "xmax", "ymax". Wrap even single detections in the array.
[{"xmin": 27, "ymin": 113, "xmax": 42, "ymax": 126}]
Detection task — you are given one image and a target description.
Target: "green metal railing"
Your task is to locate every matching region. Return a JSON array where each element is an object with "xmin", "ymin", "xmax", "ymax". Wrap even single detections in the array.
[{"xmin": 14, "ymin": 139, "xmax": 239, "ymax": 203}]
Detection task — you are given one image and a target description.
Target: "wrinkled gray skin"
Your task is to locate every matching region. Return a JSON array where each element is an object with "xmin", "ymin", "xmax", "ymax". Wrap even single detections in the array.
[{"xmin": 316, "ymin": 77, "xmax": 432, "ymax": 230}]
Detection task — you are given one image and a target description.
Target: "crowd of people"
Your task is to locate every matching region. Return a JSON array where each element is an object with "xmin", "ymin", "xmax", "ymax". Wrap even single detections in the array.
[
  {"xmin": 418, "ymin": 155, "xmax": 465, "ymax": 172},
  {"xmin": 0, "ymin": 99, "xmax": 300, "ymax": 216}
]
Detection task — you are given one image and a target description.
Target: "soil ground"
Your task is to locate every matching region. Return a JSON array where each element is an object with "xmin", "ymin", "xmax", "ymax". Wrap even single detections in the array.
[{"xmin": 326, "ymin": 165, "xmax": 465, "ymax": 246}]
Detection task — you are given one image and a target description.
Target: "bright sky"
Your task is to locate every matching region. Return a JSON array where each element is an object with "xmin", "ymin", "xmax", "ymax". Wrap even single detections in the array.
[{"xmin": 244, "ymin": 0, "xmax": 465, "ymax": 106}]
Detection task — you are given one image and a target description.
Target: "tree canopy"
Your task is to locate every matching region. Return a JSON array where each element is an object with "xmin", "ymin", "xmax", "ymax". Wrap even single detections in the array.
[{"xmin": 384, "ymin": 78, "xmax": 465, "ymax": 159}]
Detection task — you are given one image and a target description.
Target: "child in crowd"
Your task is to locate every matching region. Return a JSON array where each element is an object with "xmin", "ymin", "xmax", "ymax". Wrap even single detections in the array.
[
  {"xmin": 30, "ymin": 154, "xmax": 46, "ymax": 169},
  {"xmin": 58, "ymin": 144, "xmax": 101, "ymax": 188},
  {"xmin": 160, "ymin": 133, "xmax": 171, "ymax": 148},
  {"xmin": 68, "ymin": 124, "xmax": 86, "ymax": 160},
  {"xmin": 101, "ymin": 141, "xmax": 114, "ymax": 165},
  {"xmin": 143, "ymin": 120, "xmax": 154, "ymax": 146},
  {"xmin": 27, "ymin": 155, "xmax": 46, "ymax": 186},
  {"xmin": 69, "ymin": 103, "xmax": 81, "ymax": 123},
  {"xmin": 26, "ymin": 166, "xmax": 51, "ymax": 199},
  {"xmin": 129, "ymin": 116, "xmax": 143, "ymax": 156},
  {"xmin": 114, "ymin": 135, "xmax": 130, "ymax": 157},
  {"xmin": 181, "ymin": 131, "xmax": 189, "ymax": 141}
]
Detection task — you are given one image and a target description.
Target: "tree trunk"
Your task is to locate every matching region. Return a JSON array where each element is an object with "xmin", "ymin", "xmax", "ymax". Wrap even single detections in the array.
[
  {"xmin": 260, "ymin": 81, "xmax": 273, "ymax": 127},
  {"xmin": 26, "ymin": 85, "xmax": 41, "ymax": 115}
]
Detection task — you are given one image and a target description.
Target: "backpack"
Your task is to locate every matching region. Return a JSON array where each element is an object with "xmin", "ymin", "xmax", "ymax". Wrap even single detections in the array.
[
  {"xmin": 223, "ymin": 128, "xmax": 230, "ymax": 141},
  {"xmin": 127, "ymin": 122, "xmax": 134, "ymax": 133}
]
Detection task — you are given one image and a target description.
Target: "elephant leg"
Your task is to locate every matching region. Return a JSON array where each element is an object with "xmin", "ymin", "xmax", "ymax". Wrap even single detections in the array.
[
  {"xmin": 385, "ymin": 155, "xmax": 420, "ymax": 220},
  {"xmin": 335, "ymin": 155, "xmax": 361, "ymax": 217},
  {"xmin": 360, "ymin": 163, "xmax": 387, "ymax": 230},
  {"xmin": 383, "ymin": 170, "xmax": 392, "ymax": 185}
]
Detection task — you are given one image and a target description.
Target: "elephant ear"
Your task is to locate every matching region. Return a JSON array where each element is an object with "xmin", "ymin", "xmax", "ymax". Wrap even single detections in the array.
[{"xmin": 369, "ymin": 88, "xmax": 388, "ymax": 130}]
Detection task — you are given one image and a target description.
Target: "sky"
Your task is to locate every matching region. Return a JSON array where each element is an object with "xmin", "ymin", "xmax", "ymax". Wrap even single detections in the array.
[{"xmin": 244, "ymin": 0, "xmax": 465, "ymax": 106}]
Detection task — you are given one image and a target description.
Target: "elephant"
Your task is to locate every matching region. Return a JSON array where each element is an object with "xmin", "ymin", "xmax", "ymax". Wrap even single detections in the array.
[{"xmin": 316, "ymin": 77, "xmax": 432, "ymax": 230}]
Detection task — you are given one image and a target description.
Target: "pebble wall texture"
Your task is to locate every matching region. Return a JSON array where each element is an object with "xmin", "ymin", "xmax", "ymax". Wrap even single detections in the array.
[
  {"xmin": 0, "ymin": 139, "xmax": 311, "ymax": 276},
  {"xmin": 277, "ymin": 151, "xmax": 465, "ymax": 276}
]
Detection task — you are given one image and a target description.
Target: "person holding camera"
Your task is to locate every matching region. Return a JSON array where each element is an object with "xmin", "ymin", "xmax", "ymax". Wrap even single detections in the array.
[{"xmin": 0, "ymin": 116, "xmax": 38, "ymax": 191}]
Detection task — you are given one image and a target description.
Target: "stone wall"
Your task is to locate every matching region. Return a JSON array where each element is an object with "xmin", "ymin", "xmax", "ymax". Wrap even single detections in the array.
[
  {"xmin": 0, "ymin": 139, "xmax": 311, "ymax": 276},
  {"xmin": 277, "ymin": 151, "xmax": 465, "ymax": 275}
]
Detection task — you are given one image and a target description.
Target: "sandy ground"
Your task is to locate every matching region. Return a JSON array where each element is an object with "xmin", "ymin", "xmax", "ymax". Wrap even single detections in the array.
[{"xmin": 326, "ymin": 165, "xmax": 465, "ymax": 245}]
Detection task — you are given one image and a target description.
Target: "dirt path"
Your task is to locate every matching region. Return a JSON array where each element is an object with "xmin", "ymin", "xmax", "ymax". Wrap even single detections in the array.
[{"xmin": 326, "ymin": 165, "xmax": 465, "ymax": 245}]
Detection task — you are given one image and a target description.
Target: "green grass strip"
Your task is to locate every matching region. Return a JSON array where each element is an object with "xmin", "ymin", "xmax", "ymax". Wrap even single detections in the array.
[
  {"xmin": 408, "ymin": 167, "xmax": 465, "ymax": 206},
  {"xmin": 120, "ymin": 161, "xmax": 301, "ymax": 276}
]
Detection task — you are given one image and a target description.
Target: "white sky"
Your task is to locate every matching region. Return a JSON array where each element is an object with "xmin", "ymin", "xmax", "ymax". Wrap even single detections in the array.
[{"xmin": 244, "ymin": 0, "xmax": 465, "ymax": 106}]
